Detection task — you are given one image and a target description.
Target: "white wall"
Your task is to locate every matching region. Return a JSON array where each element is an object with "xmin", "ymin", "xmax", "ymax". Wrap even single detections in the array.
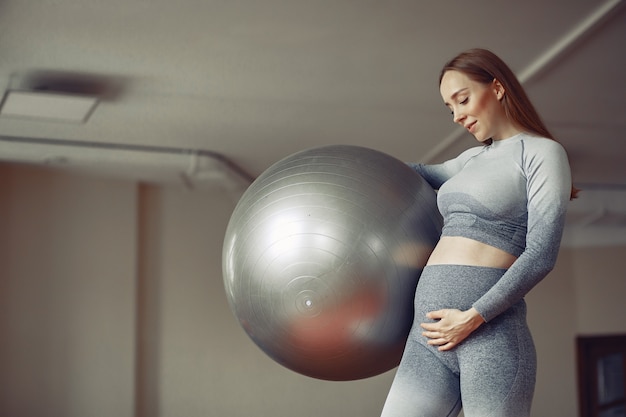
[
  {"xmin": 0, "ymin": 164, "xmax": 137, "ymax": 417},
  {"xmin": 527, "ymin": 250, "xmax": 579, "ymax": 417},
  {"xmin": 1, "ymin": 163, "xmax": 625, "ymax": 417}
]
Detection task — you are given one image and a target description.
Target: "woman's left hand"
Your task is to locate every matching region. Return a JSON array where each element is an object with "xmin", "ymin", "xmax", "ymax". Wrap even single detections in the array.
[{"xmin": 420, "ymin": 308, "xmax": 485, "ymax": 351}]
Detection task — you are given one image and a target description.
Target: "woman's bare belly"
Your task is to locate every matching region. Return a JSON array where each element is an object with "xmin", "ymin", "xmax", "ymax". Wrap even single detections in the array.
[{"xmin": 426, "ymin": 236, "xmax": 517, "ymax": 269}]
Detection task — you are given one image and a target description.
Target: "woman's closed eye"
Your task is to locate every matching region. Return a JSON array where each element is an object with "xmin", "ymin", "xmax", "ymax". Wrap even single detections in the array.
[{"xmin": 449, "ymin": 98, "xmax": 468, "ymax": 116}]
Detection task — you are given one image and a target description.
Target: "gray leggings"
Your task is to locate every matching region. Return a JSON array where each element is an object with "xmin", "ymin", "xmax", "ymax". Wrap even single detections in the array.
[{"xmin": 380, "ymin": 265, "xmax": 536, "ymax": 417}]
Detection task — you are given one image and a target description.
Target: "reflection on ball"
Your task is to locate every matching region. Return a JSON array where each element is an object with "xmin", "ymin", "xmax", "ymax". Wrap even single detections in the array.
[{"xmin": 222, "ymin": 145, "xmax": 441, "ymax": 381}]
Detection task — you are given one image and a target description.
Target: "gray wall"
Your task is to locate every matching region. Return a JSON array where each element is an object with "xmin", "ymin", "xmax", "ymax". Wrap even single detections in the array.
[{"xmin": 1, "ymin": 163, "xmax": 624, "ymax": 417}]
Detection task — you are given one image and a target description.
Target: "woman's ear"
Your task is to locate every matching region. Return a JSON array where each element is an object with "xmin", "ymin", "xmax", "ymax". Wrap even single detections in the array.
[{"xmin": 493, "ymin": 79, "xmax": 505, "ymax": 100}]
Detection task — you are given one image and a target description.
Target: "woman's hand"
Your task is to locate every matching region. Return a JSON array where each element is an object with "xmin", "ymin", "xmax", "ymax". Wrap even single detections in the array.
[{"xmin": 420, "ymin": 307, "xmax": 485, "ymax": 351}]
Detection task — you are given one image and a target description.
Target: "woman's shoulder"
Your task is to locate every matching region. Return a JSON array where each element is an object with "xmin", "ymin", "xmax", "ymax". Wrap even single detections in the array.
[
  {"xmin": 517, "ymin": 134, "xmax": 571, "ymax": 180},
  {"xmin": 514, "ymin": 134, "xmax": 568, "ymax": 164},
  {"xmin": 519, "ymin": 134, "xmax": 566, "ymax": 153}
]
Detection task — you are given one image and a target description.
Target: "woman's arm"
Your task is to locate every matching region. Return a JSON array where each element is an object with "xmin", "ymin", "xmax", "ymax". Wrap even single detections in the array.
[{"xmin": 472, "ymin": 139, "xmax": 572, "ymax": 322}]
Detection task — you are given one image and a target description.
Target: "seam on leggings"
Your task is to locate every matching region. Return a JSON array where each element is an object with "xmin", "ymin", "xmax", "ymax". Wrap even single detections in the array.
[
  {"xmin": 416, "ymin": 339, "xmax": 460, "ymax": 377},
  {"xmin": 414, "ymin": 342, "xmax": 463, "ymax": 416},
  {"xmin": 446, "ymin": 398, "xmax": 462, "ymax": 417}
]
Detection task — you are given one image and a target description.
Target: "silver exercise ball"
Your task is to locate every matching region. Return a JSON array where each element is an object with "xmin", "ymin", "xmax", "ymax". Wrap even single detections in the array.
[{"xmin": 222, "ymin": 145, "xmax": 441, "ymax": 381}]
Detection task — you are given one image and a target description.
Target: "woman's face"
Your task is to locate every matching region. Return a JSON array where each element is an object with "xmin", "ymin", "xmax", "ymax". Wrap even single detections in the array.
[{"xmin": 440, "ymin": 70, "xmax": 515, "ymax": 142}]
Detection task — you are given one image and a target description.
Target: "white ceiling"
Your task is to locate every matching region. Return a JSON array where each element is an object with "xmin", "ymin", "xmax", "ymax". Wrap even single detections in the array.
[{"xmin": 0, "ymin": 0, "xmax": 625, "ymax": 241}]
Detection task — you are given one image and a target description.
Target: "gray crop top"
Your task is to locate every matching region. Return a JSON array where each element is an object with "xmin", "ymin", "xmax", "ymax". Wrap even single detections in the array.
[{"xmin": 408, "ymin": 132, "xmax": 572, "ymax": 322}]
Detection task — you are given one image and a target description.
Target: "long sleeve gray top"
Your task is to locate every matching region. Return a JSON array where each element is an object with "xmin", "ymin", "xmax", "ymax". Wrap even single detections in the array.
[{"xmin": 408, "ymin": 133, "xmax": 572, "ymax": 322}]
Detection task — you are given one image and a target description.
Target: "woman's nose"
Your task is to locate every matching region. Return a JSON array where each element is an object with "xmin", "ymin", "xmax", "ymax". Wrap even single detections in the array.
[{"xmin": 453, "ymin": 111, "xmax": 466, "ymax": 125}]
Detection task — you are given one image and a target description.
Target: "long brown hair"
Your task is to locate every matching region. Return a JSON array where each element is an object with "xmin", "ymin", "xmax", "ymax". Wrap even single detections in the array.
[{"xmin": 440, "ymin": 48, "xmax": 578, "ymax": 199}]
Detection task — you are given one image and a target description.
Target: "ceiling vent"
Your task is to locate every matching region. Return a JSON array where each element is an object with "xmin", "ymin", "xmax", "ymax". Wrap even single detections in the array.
[
  {"xmin": 0, "ymin": 70, "xmax": 127, "ymax": 123},
  {"xmin": 0, "ymin": 90, "xmax": 98, "ymax": 123}
]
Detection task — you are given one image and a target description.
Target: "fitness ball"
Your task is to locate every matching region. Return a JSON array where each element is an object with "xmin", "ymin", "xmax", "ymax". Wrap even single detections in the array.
[{"xmin": 222, "ymin": 145, "xmax": 441, "ymax": 380}]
